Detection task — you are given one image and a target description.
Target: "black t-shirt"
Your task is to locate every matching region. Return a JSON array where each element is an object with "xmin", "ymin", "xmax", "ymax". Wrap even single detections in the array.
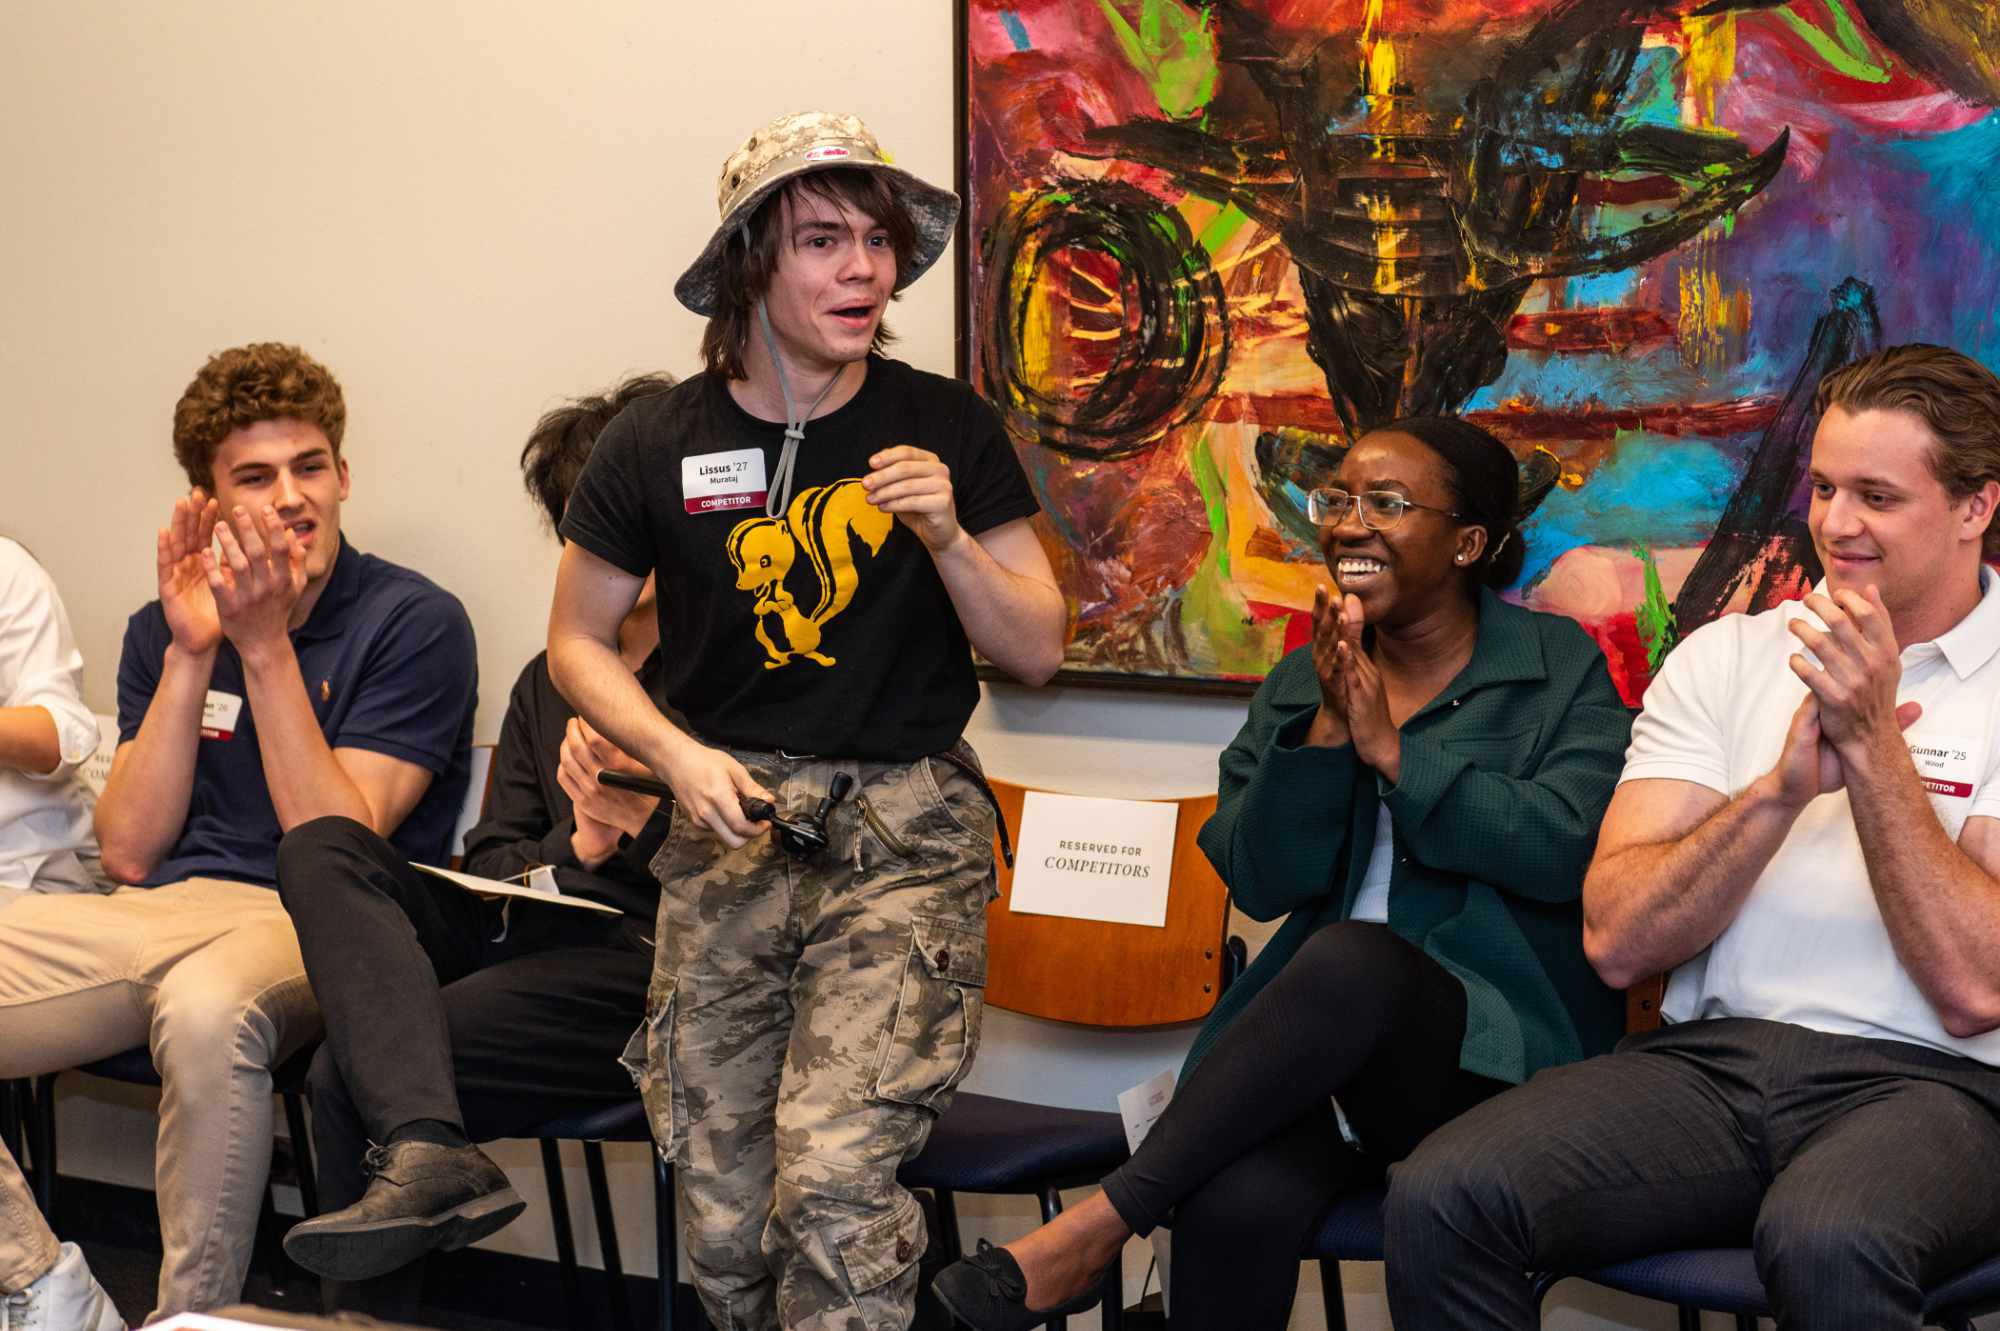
[{"xmin": 560, "ymin": 356, "xmax": 1039, "ymax": 760}]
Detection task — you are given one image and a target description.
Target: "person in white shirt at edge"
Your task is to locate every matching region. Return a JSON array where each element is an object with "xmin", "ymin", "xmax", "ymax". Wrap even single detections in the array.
[
  {"xmin": 0, "ymin": 537, "xmax": 120, "ymax": 1329},
  {"xmin": 0, "ymin": 537, "xmax": 99, "ymax": 902},
  {"xmin": 1385, "ymin": 343, "xmax": 2000, "ymax": 1331}
]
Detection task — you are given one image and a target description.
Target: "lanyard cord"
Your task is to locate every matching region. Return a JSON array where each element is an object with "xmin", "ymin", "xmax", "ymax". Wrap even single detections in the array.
[{"xmin": 756, "ymin": 298, "xmax": 843, "ymax": 519}]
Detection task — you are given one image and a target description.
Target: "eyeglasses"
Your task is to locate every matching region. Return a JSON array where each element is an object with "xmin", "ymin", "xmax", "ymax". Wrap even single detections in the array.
[{"xmin": 1306, "ymin": 487, "xmax": 1467, "ymax": 531}]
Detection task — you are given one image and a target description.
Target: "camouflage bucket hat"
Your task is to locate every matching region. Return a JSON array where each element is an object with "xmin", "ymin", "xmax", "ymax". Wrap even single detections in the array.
[{"xmin": 674, "ymin": 111, "xmax": 961, "ymax": 317}]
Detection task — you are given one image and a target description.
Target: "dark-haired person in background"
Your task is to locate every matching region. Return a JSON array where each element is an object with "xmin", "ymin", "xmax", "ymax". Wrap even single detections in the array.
[
  {"xmin": 936, "ymin": 417, "xmax": 1630, "ymax": 1331},
  {"xmin": 276, "ymin": 374, "xmax": 681, "ymax": 1305},
  {"xmin": 0, "ymin": 343, "xmax": 477, "ymax": 1323},
  {"xmin": 1386, "ymin": 347, "xmax": 2000, "ymax": 1331}
]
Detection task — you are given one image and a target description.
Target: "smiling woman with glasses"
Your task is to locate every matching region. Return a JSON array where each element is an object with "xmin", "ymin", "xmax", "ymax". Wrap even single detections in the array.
[{"xmin": 935, "ymin": 416, "xmax": 1636, "ymax": 1331}]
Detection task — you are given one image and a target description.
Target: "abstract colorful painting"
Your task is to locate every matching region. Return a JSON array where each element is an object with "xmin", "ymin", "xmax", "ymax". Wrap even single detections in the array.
[{"xmin": 960, "ymin": 0, "xmax": 2000, "ymax": 696}]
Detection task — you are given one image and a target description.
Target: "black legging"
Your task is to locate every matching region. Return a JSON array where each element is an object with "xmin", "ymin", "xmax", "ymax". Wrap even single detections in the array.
[{"xmin": 1099, "ymin": 920, "xmax": 1503, "ymax": 1329}]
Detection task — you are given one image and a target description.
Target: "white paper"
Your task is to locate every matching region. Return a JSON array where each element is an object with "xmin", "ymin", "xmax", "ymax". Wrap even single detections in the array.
[
  {"xmin": 1006, "ymin": 792, "xmax": 1177, "ymax": 927},
  {"xmin": 149, "ymin": 1316, "xmax": 309, "ymax": 1331},
  {"xmin": 1117, "ymin": 1066, "xmax": 1176, "ymax": 1154},
  {"xmin": 412, "ymin": 862, "xmax": 622, "ymax": 915},
  {"xmin": 1118, "ymin": 1068, "xmax": 1178, "ymax": 1315}
]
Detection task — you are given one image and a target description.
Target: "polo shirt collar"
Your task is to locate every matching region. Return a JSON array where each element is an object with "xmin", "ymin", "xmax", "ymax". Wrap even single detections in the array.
[
  {"xmin": 293, "ymin": 536, "xmax": 362, "ymax": 644},
  {"xmin": 1926, "ymin": 566, "xmax": 2000, "ymax": 679}
]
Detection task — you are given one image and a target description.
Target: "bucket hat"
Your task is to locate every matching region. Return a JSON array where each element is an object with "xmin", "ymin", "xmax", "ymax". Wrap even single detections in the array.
[{"xmin": 673, "ymin": 110, "xmax": 960, "ymax": 316}]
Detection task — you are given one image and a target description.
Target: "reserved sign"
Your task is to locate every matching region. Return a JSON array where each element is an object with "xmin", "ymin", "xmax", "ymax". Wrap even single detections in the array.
[{"xmin": 1008, "ymin": 791, "xmax": 1178, "ymax": 928}]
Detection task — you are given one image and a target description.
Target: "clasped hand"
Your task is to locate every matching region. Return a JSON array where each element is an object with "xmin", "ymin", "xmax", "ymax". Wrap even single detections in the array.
[
  {"xmin": 556, "ymin": 718, "xmax": 662, "ymax": 845},
  {"xmin": 155, "ymin": 490, "xmax": 305, "ymax": 655},
  {"xmin": 1310, "ymin": 586, "xmax": 1399, "ymax": 779},
  {"xmin": 1769, "ymin": 587, "xmax": 1922, "ymax": 806}
]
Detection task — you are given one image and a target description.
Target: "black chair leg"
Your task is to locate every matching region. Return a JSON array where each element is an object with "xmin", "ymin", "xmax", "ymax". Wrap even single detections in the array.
[
  {"xmin": 282, "ymin": 1091, "xmax": 318, "ymax": 1217},
  {"xmin": 1320, "ymin": 1257, "xmax": 1349, "ymax": 1331},
  {"xmin": 583, "ymin": 1141, "xmax": 636, "ymax": 1331},
  {"xmin": 1734, "ymin": 1317, "xmax": 1757, "ymax": 1331},
  {"xmin": 253, "ymin": 1172, "xmax": 301, "ymax": 1297},
  {"xmin": 1676, "ymin": 1309, "xmax": 1700, "ymax": 1331},
  {"xmin": 935, "ymin": 1188, "xmax": 963, "ymax": 1263},
  {"xmin": 653, "ymin": 1150, "xmax": 679, "ymax": 1331},
  {"xmin": 28, "ymin": 1073, "xmax": 57, "ymax": 1217},
  {"xmin": 1035, "ymin": 1187, "xmax": 1067, "ymax": 1331},
  {"xmin": 541, "ymin": 1138, "xmax": 590, "ymax": 1329},
  {"xmin": 1, "ymin": 1079, "xmax": 23, "ymax": 1165}
]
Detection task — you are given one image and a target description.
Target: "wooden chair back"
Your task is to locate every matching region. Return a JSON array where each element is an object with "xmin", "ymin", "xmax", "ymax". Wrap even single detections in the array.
[
  {"xmin": 981, "ymin": 780, "xmax": 1232, "ymax": 1029},
  {"xmin": 1627, "ymin": 973, "xmax": 1667, "ymax": 1034}
]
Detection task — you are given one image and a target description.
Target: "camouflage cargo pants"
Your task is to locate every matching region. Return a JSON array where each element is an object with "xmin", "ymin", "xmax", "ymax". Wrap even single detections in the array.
[{"xmin": 625, "ymin": 743, "xmax": 996, "ymax": 1331}]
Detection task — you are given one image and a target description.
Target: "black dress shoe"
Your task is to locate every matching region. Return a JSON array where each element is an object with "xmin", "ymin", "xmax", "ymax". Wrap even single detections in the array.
[
  {"xmin": 931, "ymin": 1240, "xmax": 1108, "ymax": 1331},
  {"xmin": 283, "ymin": 1140, "xmax": 527, "ymax": 1281}
]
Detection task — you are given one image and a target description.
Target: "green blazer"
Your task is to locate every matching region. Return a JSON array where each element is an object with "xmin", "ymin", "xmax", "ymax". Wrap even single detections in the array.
[{"xmin": 1185, "ymin": 589, "xmax": 1630, "ymax": 1087}]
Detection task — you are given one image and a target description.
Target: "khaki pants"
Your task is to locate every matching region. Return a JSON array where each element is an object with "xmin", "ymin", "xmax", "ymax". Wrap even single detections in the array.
[
  {"xmin": 0, "ymin": 878, "xmax": 320, "ymax": 1320},
  {"xmin": 631, "ymin": 747, "xmax": 996, "ymax": 1331},
  {"xmin": 0, "ymin": 1138, "xmax": 55, "ymax": 1293}
]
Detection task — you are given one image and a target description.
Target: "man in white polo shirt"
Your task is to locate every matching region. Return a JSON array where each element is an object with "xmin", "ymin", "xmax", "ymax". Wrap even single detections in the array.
[{"xmin": 1383, "ymin": 343, "xmax": 2000, "ymax": 1330}]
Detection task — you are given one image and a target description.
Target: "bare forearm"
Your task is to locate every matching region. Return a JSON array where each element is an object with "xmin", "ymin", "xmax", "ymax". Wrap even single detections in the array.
[
  {"xmin": 237, "ymin": 638, "xmax": 374, "ymax": 832},
  {"xmin": 0, "ymin": 708, "xmax": 61, "ymax": 776},
  {"xmin": 1845, "ymin": 739, "xmax": 2000, "ymax": 1036},
  {"xmin": 930, "ymin": 530, "xmax": 1064, "ymax": 684},
  {"xmin": 97, "ymin": 644, "xmax": 213, "ymax": 881},
  {"xmin": 1584, "ymin": 778, "xmax": 1800, "ymax": 988},
  {"xmin": 548, "ymin": 632, "xmax": 689, "ymax": 779}
]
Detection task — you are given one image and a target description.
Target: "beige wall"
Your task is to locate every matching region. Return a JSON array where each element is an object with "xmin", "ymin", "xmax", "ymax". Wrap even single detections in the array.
[{"xmin": 3, "ymin": 4, "xmax": 1685, "ymax": 1327}]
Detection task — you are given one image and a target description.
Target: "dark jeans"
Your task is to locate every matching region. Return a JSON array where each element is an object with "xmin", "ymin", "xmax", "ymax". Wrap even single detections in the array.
[
  {"xmin": 277, "ymin": 816, "xmax": 653, "ymax": 1314},
  {"xmin": 1098, "ymin": 921, "xmax": 1502, "ymax": 1331},
  {"xmin": 1384, "ymin": 1016, "xmax": 2000, "ymax": 1330}
]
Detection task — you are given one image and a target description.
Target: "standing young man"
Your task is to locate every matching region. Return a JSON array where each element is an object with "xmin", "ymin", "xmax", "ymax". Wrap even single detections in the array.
[
  {"xmin": 1385, "ymin": 345, "xmax": 2000, "ymax": 1329},
  {"xmin": 0, "ymin": 343, "xmax": 477, "ymax": 1321},
  {"xmin": 548, "ymin": 112, "xmax": 1065, "ymax": 1329}
]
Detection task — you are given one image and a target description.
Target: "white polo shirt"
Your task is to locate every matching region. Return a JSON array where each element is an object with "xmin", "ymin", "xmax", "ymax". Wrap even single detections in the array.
[{"xmin": 1625, "ymin": 572, "xmax": 2000, "ymax": 1065}]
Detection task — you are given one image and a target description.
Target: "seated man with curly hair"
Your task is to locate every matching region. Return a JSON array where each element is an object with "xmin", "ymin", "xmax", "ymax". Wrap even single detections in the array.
[{"xmin": 0, "ymin": 342, "xmax": 478, "ymax": 1323}]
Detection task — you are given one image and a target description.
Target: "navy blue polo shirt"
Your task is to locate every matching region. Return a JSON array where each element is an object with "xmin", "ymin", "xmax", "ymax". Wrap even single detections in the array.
[{"xmin": 115, "ymin": 537, "xmax": 478, "ymax": 887}]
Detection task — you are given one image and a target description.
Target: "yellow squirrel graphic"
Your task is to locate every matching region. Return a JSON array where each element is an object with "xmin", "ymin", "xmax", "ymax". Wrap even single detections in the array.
[{"xmin": 726, "ymin": 479, "xmax": 894, "ymax": 669}]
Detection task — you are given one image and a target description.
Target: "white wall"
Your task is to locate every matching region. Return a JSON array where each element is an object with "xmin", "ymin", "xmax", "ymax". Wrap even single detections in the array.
[{"xmin": 10, "ymin": 4, "xmax": 1688, "ymax": 1326}]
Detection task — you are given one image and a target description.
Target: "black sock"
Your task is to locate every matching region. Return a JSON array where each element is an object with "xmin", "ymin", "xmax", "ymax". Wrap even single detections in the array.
[{"xmin": 387, "ymin": 1118, "xmax": 470, "ymax": 1150}]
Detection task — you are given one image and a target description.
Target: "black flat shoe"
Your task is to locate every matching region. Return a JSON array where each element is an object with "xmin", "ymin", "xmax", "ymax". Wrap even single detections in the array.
[{"xmin": 931, "ymin": 1239, "xmax": 1109, "ymax": 1331}]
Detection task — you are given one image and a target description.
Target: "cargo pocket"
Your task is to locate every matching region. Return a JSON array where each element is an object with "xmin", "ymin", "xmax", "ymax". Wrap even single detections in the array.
[
  {"xmin": 619, "ymin": 969, "xmax": 688, "ymax": 1162},
  {"xmin": 873, "ymin": 915, "xmax": 986, "ymax": 1110},
  {"xmin": 830, "ymin": 1193, "xmax": 927, "ymax": 1331}
]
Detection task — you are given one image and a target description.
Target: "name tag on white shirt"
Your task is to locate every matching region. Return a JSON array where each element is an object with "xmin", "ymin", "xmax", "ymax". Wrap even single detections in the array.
[
  {"xmin": 1909, "ymin": 731, "xmax": 1980, "ymax": 799},
  {"xmin": 682, "ymin": 448, "xmax": 768, "ymax": 515},
  {"xmin": 201, "ymin": 690, "xmax": 244, "ymax": 741}
]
